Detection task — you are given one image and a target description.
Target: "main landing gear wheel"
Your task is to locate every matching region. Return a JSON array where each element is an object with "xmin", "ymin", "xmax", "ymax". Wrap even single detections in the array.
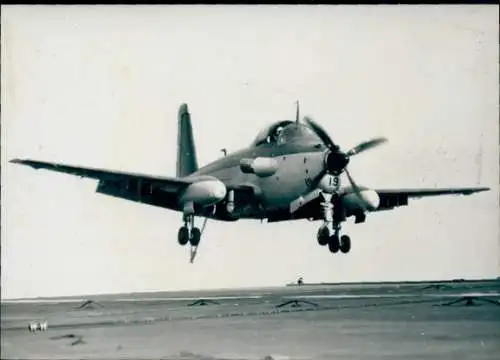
[
  {"xmin": 177, "ymin": 227, "xmax": 189, "ymax": 246},
  {"xmin": 177, "ymin": 226, "xmax": 201, "ymax": 247},
  {"xmin": 190, "ymin": 228, "xmax": 201, "ymax": 247},
  {"xmin": 178, "ymin": 210, "xmax": 212, "ymax": 263},
  {"xmin": 328, "ymin": 235, "xmax": 340, "ymax": 253},
  {"xmin": 316, "ymin": 224, "xmax": 352, "ymax": 255},
  {"xmin": 317, "ymin": 226, "xmax": 330, "ymax": 246},
  {"xmin": 340, "ymin": 235, "xmax": 351, "ymax": 254}
]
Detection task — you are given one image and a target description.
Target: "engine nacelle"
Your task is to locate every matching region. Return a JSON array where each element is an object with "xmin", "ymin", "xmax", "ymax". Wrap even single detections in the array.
[
  {"xmin": 360, "ymin": 189, "xmax": 380, "ymax": 210},
  {"xmin": 179, "ymin": 179, "xmax": 227, "ymax": 207},
  {"xmin": 240, "ymin": 157, "xmax": 279, "ymax": 177},
  {"xmin": 343, "ymin": 189, "xmax": 380, "ymax": 212},
  {"xmin": 318, "ymin": 174, "xmax": 340, "ymax": 193}
]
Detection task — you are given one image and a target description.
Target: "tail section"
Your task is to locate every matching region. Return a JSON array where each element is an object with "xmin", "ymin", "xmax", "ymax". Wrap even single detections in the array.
[{"xmin": 176, "ymin": 103, "xmax": 199, "ymax": 178}]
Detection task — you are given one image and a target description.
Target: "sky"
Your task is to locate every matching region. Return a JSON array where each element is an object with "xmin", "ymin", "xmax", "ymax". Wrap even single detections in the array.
[{"xmin": 1, "ymin": 5, "xmax": 499, "ymax": 299}]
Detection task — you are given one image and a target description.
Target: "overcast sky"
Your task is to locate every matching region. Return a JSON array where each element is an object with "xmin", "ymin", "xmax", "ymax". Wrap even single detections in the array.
[{"xmin": 2, "ymin": 5, "xmax": 499, "ymax": 299}]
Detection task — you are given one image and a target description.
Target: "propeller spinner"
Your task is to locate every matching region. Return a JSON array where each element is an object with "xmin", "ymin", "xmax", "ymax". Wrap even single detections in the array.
[{"xmin": 303, "ymin": 116, "xmax": 387, "ymax": 210}]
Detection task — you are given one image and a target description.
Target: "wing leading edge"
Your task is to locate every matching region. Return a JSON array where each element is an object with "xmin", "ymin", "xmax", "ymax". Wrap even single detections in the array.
[
  {"xmin": 374, "ymin": 187, "xmax": 490, "ymax": 211},
  {"xmin": 376, "ymin": 187, "xmax": 491, "ymax": 198},
  {"xmin": 10, "ymin": 158, "xmax": 191, "ymax": 192},
  {"xmin": 9, "ymin": 158, "xmax": 256, "ymax": 211},
  {"xmin": 10, "ymin": 158, "xmax": 197, "ymax": 210},
  {"xmin": 284, "ymin": 185, "xmax": 490, "ymax": 223}
]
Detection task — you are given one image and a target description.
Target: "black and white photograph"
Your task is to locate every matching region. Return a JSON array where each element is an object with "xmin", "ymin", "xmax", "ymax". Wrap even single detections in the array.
[{"xmin": 1, "ymin": 4, "xmax": 499, "ymax": 360}]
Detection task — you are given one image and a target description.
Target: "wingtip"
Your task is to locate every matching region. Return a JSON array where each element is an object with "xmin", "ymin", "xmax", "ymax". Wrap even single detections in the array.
[
  {"xmin": 464, "ymin": 187, "xmax": 491, "ymax": 195},
  {"xmin": 9, "ymin": 158, "xmax": 24, "ymax": 164},
  {"xmin": 9, "ymin": 158, "xmax": 40, "ymax": 168},
  {"xmin": 477, "ymin": 187, "xmax": 490, "ymax": 192}
]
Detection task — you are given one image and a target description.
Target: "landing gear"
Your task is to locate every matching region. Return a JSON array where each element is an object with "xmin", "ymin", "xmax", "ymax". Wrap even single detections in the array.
[
  {"xmin": 339, "ymin": 235, "xmax": 351, "ymax": 253},
  {"xmin": 177, "ymin": 227, "xmax": 189, "ymax": 246},
  {"xmin": 316, "ymin": 225, "xmax": 330, "ymax": 246},
  {"xmin": 177, "ymin": 225, "xmax": 201, "ymax": 246},
  {"xmin": 177, "ymin": 207, "xmax": 211, "ymax": 263},
  {"xmin": 316, "ymin": 188, "xmax": 352, "ymax": 255},
  {"xmin": 177, "ymin": 214, "xmax": 201, "ymax": 246},
  {"xmin": 190, "ymin": 228, "xmax": 201, "ymax": 247},
  {"xmin": 328, "ymin": 235, "xmax": 339, "ymax": 253},
  {"xmin": 317, "ymin": 225, "xmax": 351, "ymax": 254},
  {"xmin": 316, "ymin": 225, "xmax": 340, "ymax": 252}
]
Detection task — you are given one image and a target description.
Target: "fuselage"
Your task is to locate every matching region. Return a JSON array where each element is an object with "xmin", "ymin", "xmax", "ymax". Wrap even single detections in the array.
[
  {"xmin": 92, "ymin": 119, "xmax": 376, "ymax": 223},
  {"xmin": 184, "ymin": 121, "xmax": 331, "ymax": 220}
]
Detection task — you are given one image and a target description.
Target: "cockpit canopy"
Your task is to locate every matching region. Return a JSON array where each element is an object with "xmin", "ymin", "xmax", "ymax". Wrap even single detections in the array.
[{"xmin": 250, "ymin": 120, "xmax": 325, "ymax": 148}]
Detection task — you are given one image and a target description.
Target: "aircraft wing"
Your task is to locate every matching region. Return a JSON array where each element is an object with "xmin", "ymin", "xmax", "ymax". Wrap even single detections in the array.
[
  {"xmin": 376, "ymin": 187, "xmax": 490, "ymax": 198},
  {"xmin": 9, "ymin": 158, "xmax": 191, "ymax": 192},
  {"xmin": 10, "ymin": 158, "xmax": 256, "ymax": 211},
  {"xmin": 284, "ymin": 186, "xmax": 490, "ymax": 222},
  {"xmin": 374, "ymin": 187, "xmax": 490, "ymax": 211}
]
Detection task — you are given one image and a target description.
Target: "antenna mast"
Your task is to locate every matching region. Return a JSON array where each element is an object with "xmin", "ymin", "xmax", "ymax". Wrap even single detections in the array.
[{"xmin": 295, "ymin": 100, "xmax": 300, "ymax": 124}]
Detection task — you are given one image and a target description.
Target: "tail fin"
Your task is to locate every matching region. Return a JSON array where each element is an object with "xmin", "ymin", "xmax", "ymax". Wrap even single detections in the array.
[{"xmin": 176, "ymin": 103, "xmax": 199, "ymax": 177}]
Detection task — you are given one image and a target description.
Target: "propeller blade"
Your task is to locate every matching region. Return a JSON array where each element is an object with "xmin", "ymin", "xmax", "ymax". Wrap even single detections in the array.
[
  {"xmin": 302, "ymin": 117, "xmax": 387, "ymax": 204},
  {"xmin": 346, "ymin": 137, "xmax": 387, "ymax": 157},
  {"xmin": 303, "ymin": 116, "xmax": 339, "ymax": 150},
  {"xmin": 344, "ymin": 167, "xmax": 368, "ymax": 212}
]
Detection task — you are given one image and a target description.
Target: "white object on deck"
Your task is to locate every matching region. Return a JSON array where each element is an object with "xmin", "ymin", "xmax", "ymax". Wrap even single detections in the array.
[{"xmin": 28, "ymin": 321, "xmax": 48, "ymax": 333}]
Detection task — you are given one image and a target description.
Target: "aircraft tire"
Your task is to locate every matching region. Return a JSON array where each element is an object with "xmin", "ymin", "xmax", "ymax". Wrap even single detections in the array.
[
  {"xmin": 317, "ymin": 226, "xmax": 330, "ymax": 246},
  {"xmin": 340, "ymin": 235, "xmax": 351, "ymax": 253},
  {"xmin": 178, "ymin": 227, "xmax": 189, "ymax": 246},
  {"xmin": 328, "ymin": 235, "xmax": 340, "ymax": 253},
  {"xmin": 190, "ymin": 227, "xmax": 201, "ymax": 246}
]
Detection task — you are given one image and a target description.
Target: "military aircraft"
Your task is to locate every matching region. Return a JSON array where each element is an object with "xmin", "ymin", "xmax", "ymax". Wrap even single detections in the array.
[{"xmin": 10, "ymin": 102, "xmax": 490, "ymax": 263}]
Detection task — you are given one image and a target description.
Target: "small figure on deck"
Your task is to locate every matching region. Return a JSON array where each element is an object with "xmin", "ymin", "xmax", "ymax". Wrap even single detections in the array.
[
  {"xmin": 28, "ymin": 321, "xmax": 48, "ymax": 333},
  {"xmin": 297, "ymin": 277, "xmax": 304, "ymax": 286}
]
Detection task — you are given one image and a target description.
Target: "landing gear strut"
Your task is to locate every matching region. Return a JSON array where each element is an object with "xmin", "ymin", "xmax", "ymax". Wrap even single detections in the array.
[
  {"xmin": 177, "ymin": 209, "xmax": 211, "ymax": 263},
  {"xmin": 316, "ymin": 188, "xmax": 352, "ymax": 255}
]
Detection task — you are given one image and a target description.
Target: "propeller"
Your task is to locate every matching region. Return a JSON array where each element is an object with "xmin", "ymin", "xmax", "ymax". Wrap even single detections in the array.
[
  {"xmin": 303, "ymin": 116, "xmax": 387, "ymax": 210},
  {"xmin": 346, "ymin": 138, "xmax": 388, "ymax": 157},
  {"xmin": 303, "ymin": 116, "xmax": 339, "ymax": 151},
  {"xmin": 344, "ymin": 167, "xmax": 368, "ymax": 212}
]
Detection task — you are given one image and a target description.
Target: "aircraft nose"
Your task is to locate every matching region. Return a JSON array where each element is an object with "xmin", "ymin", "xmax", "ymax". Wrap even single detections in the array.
[{"xmin": 361, "ymin": 190, "xmax": 380, "ymax": 210}]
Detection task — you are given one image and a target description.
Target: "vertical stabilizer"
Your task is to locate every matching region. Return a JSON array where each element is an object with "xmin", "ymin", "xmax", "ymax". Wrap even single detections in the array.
[{"xmin": 176, "ymin": 103, "xmax": 199, "ymax": 177}]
